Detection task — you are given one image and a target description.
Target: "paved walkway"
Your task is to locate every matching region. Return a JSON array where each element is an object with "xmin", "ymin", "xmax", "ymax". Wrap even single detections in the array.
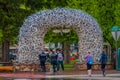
[{"xmin": 0, "ymin": 70, "xmax": 120, "ymax": 80}]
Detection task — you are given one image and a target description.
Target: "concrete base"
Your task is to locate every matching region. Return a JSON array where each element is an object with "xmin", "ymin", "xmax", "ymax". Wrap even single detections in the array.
[
  {"xmin": 74, "ymin": 62, "xmax": 114, "ymax": 70},
  {"xmin": 14, "ymin": 63, "xmax": 50, "ymax": 72}
]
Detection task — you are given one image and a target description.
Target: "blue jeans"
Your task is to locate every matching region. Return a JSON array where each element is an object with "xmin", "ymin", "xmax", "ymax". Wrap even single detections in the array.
[
  {"xmin": 40, "ymin": 61, "xmax": 46, "ymax": 72},
  {"xmin": 57, "ymin": 60, "xmax": 64, "ymax": 71}
]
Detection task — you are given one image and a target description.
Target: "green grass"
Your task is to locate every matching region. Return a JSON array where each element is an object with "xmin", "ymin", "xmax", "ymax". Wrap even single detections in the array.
[
  {"xmin": 50, "ymin": 60, "xmax": 79, "ymax": 71},
  {"xmin": 64, "ymin": 60, "xmax": 79, "ymax": 71},
  {"xmin": 64, "ymin": 64, "xmax": 74, "ymax": 68}
]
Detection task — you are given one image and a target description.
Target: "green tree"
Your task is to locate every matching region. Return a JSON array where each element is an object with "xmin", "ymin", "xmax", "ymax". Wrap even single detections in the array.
[
  {"xmin": 0, "ymin": 0, "xmax": 32, "ymax": 61},
  {"xmin": 0, "ymin": 30, "xmax": 3, "ymax": 43},
  {"xmin": 0, "ymin": 0, "xmax": 21, "ymax": 61},
  {"xmin": 114, "ymin": 0, "xmax": 120, "ymax": 48}
]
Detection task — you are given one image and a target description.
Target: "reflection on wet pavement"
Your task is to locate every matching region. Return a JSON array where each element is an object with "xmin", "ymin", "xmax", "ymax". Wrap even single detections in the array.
[{"xmin": 0, "ymin": 78, "xmax": 109, "ymax": 80}]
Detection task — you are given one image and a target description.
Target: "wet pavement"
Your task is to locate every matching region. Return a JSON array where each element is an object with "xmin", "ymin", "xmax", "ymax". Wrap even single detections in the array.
[
  {"xmin": 0, "ymin": 74, "xmax": 120, "ymax": 80},
  {"xmin": 0, "ymin": 77, "xmax": 119, "ymax": 80},
  {"xmin": 0, "ymin": 77, "xmax": 114, "ymax": 80},
  {"xmin": 0, "ymin": 78, "xmax": 95, "ymax": 80},
  {"xmin": 0, "ymin": 70, "xmax": 120, "ymax": 80}
]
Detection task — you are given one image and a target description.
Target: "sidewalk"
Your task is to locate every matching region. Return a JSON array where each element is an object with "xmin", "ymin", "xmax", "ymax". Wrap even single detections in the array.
[
  {"xmin": 0, "ymin": 70, "xmax": 120, "ymax": 79},
  {"xmin": 60, "ymin": 69, "xmax": 120, "ymax": 75}
]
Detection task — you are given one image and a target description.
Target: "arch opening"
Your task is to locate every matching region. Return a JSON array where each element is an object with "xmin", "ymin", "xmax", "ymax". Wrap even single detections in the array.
[{"xmin": 44, "ymin": 26, "xmax": 79, "ymax": 64}]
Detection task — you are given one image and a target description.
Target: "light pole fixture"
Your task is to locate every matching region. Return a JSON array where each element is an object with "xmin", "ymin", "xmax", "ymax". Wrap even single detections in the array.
[
  {"xmin": 111, "ymin": 25, "xmax": 120, "ymax": 70},
  {"xmin": 53, "ymin": 28, "xmax": 70, "ymax": 34}
]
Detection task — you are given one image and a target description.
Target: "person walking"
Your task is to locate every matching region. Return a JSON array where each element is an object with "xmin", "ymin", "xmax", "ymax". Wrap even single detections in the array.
[
  {"xmin": 9, "ymin": 50, "xmax": 17, "ymax": 63},
  {"xmin": 84, "ymin": 50, "xmax": 93, "ymax": 77},
  {"xmin": 99, "ymin": 51, "xmax": 108, "ymax": 76},
  {"xmin": 39, "ymin": 50, "xmax": 47, "ymax": 72},
  {"xmin": 50, "ymin": 49, "xmax": 58, "ymax": 72},
  {"xmin": 57, "ymin": 49, "xmax": 64, "ymax": 71}
]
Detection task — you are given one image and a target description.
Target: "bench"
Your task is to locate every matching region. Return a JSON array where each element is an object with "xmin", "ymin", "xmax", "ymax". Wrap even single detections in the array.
[
  {"xmin": 0, "ymin": 62, "xmax": 13, "ymax": 66},
  {"xmin": 0, "ymin": 66, "xmax": 14, "ymax": 72},
  {"xmin": 0, "ymin": 62, "xmax": 14, "ymax": 72}
]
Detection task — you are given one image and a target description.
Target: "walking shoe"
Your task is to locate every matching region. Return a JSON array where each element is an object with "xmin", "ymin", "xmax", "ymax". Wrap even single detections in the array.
[
  {"xmin": 88, "ymin": 74, "xmax": 92, "ymax": 77},
  {"xmin": 103, "ymin": 72, "xmax": 106, "ymax": 77}
]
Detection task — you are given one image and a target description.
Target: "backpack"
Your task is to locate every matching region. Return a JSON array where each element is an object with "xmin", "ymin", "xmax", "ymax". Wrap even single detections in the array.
[
  {"xmin": 88, "ymin": 57, "xmax": 93, "ymax": 65},
  {"xmin": 51, "ymin": 53, "xmax": 57, "ymax": 62},
  {"xmin": 58, "ymin": 53, "xmax": 63, "ymax": 61},
  {"xmin": 101, "ymin": 54, "xmax": 107, "ymax": 64},
  {"xmin": 39, "ymin": 52, "xmax": 47, "ymax": 62}
]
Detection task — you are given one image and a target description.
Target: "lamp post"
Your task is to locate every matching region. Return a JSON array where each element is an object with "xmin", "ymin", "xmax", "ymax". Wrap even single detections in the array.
[{"xmin": 111, "ymin": 25, "xmax": 120, "ymax": 70}]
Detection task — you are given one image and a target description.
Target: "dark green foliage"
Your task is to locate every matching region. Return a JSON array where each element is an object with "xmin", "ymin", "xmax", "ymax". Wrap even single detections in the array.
[{"xmin": 0, "ymin": 0, "xmax": 120, "ymax": 51}]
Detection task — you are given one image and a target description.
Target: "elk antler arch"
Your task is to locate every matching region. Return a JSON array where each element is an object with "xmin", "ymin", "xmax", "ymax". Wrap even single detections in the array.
[{"xmin": 18, "ymin": 8, "xmax": 103, "ymax": 64}]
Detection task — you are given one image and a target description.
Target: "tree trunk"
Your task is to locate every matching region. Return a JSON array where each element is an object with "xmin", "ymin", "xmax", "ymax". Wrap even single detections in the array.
[
  {"xmin": 2, "ymin": 40, "xmax": 10, "ymax": 62},
  {"xmin": 63, "ymin": 41, "xmax": 70, "ymax": 64}
]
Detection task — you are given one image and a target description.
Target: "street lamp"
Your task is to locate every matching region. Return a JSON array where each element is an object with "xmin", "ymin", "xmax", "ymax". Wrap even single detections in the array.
[{"xmin": 111, "ymin": 25, "xmax": 120, "ymax": 70}]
